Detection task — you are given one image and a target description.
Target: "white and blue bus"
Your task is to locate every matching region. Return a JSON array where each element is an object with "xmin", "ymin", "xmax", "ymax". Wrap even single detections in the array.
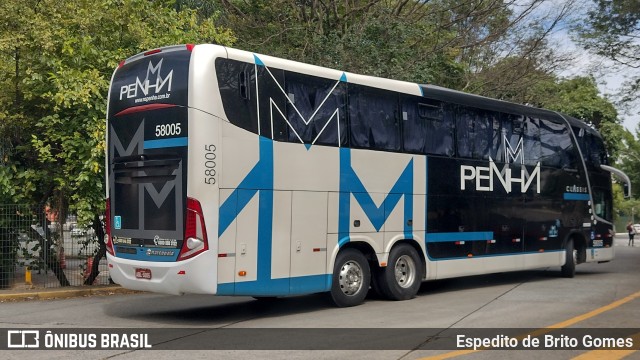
[{"xmin": 105, "ymin": 44, "xmax": 629, "ymax": 307}]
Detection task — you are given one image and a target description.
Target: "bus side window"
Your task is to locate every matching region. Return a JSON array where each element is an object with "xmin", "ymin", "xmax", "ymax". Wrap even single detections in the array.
[
  {"xmin": 349, "ymin": 85, "xmax": 400, "ymax": 151},
  {"xmin": 540, "ymin": 118, "xmax": 577, "ymax": 169},
  {"xmin": 402, "ymin": 97, "xmax": 453, "ymax": 156},
  {"xmin": 590, "ymin": 135, "xmax": 608, "ymax": 166},
  {"xmin": 523, "ymin": 117, "xmax": 541, "ymax": 166},
  {"xmin": 577, "ymin": 130, "xmax": 609, "ymax": 168},
  {"xmin": 215, "ymin": 58, "xmax": 258, "ymax": 134},
  {"xmin": 284, "ymin": 71, "xmax": 346, "ymax": 147},
  {"xmin": 494, "ymin": 114, "xmax": 524, "ymax": 164},
  {"xmin": 456, "ymin": 106, "xmax": 492, "ymax": 159},
  {"xmin": 256, "ymin": 66, "xmax": 288, "ymax": 141}
]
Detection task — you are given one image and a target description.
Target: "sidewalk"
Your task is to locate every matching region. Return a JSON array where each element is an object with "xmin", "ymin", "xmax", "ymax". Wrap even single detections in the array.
[{"xmin": 0, "ymin": 285, "xmax": 142, "ymax": 302}]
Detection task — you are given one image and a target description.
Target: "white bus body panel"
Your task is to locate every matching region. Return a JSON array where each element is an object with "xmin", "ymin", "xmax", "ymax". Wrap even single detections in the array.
[{"xmin": 107, "ymin": 251, "xmax": 217, "ymax": 295}]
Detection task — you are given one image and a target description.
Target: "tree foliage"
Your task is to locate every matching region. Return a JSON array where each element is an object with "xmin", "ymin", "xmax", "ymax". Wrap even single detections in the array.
[
  {"xmin": 575, "ymin": 0, "xmax": 640, "ymax": 103},
  {"xmin": 0, "ymin": 0, "xmax": 234, "ymax": 223},
  {"xmin": 214, "ymin": 0, "xmax": 573, "ymax": 89}
]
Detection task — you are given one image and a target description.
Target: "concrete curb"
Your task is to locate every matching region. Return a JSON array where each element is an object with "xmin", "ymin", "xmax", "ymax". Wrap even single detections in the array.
[{"xmin": 0, "ymin": 286, "xmax": 143, "ymax": 302}]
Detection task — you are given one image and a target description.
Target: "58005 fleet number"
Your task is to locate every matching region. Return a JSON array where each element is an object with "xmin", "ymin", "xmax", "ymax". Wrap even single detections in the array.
[
  {"xmin": 204, "ymin": 144, "xmax": 216, "ymax": 185},
  {"xmin": 155, "ymin": 123, "xmax": 182, "ymax": 137}
]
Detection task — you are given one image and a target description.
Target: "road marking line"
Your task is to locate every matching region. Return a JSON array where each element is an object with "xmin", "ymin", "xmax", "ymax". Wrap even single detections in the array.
[
  {"xmin": 549, "ymin": 291, "xmax": 640, "ymax": 329},
  {"xmin": 420, "ymin": 290, "xmax": 640, "ymax": 360}
]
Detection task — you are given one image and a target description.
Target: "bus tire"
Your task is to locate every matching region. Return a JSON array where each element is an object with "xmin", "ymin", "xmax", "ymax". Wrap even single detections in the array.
[
  {"xmin": 378, "ymin": 244, "xmax": 422, "ymax": 301},
  {"xmin": 330, "ymin": 248, "xmax": 370, "ymax": 307},
  {"xmin": 561, "ymin": 238, "xmax": 576, "ymax": 278},
  {"xmin": 368, "ymin": 265, "xmax": 385, "ymax": 299}
]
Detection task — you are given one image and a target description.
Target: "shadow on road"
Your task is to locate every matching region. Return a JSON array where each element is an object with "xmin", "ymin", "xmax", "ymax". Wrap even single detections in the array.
[{"xmin": 103, "ymin": 257, "xmax": 622, "ymax": 326}]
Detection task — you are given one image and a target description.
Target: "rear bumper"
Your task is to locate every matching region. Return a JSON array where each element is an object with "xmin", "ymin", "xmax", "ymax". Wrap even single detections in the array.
[
  {"xmin": 107, "ymin": 251, "xmax": 218, "ymax": 295},
  {"xmin": 584, "ymin": 246, "xmax": 614, "ymax": 263}
]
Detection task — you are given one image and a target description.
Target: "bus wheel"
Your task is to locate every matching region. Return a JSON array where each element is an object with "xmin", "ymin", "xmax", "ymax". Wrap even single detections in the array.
[
  {"xmin": 378, "ymin": 244, "xmax": 422, "ymax": 301},
  {"xmin": 330, "ymin": 248, "xmax": 370, "ymax": 307},
  {"xmin": 561, "ymin": 238, "xmax": 576, "ymax": 278}
]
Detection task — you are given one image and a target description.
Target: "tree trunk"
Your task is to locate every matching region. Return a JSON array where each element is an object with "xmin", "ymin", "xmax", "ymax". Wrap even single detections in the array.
[{"xmin": 84, "ymin": 214, "xmax": 107, "ymax": 285}]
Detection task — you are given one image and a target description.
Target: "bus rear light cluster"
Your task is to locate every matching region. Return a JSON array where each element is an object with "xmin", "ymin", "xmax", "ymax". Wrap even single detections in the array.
[
  {"xmin": 178, "ymin": 197, "xmax": 209, "ymax": 261},
  {"xmin": 105, "ymin": 199, "xmax": 115, "ymax": 256}
]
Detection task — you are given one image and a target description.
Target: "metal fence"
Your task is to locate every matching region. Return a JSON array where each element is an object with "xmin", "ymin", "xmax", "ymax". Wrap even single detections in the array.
[{"xmin": 0, "ymin": 204, "xmax": 111, "ymax": 290}]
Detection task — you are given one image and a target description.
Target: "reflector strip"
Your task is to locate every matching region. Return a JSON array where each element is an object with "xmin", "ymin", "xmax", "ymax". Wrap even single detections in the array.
[
  {"xmin": 144, "ymin": 49, "xmax": 162, "ymax": 56},
  {"xmin": 114, "ymin": 103, "xmax": 177, "ymax": 117}
]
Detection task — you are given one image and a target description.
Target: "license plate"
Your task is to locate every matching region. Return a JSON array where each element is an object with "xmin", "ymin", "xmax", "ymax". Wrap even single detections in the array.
[{"xmin": 135, "ymin": 268, "xmax": 152, "ymax": 280}]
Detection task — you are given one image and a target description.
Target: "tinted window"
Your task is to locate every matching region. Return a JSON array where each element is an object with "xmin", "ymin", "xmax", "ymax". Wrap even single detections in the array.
[
  {"xmin": 456, "ymin": 107, "xmax": 493, "ymax": 159},
  {"xmin": 493, "ymin": 114, "xmax": 525, "ymax": 164},
  {"xmin": 215, "ymin": 58, "xmax": 258, "ymax": 134},
  {"xmin": 574, "ymin": 126, "xmax": 608, "ymax": 167},
  {"xmin": 589, "ymin": 134, "xmax": 608, "ymax": 166},
  {"xmin": 284, "ymin": 71, "xmax": 346, "ymax": 146},
  {"xmin": 257, "ymin": 66, "xmax": 288, "ymax": 140},
  {"xmin": 523, "ymin": 117, "xmax": 541, "ymax": 166},
  {"xmin": 540, "ymin": 119, "xmax": 577, "ymax": 168},
  {"xmin": 349, "ymin": 85, "xmax": 400, "ymax": 151},
  {"xmin": 402, "ymin": 97, "xmax": 454, "ymax": 156}
]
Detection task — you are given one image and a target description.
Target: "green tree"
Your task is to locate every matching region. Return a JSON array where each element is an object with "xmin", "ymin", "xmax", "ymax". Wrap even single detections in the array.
[
  {"xmin": 0, "ymin": 0, "xmax": 234, "ymax": 223},
  {"xmin": 575, "ymin": 0, "xmax": 640, "ymax": 104},
  {"xmin": 213, "ymin": 0, "xmax": 570, "ymax": 89}
]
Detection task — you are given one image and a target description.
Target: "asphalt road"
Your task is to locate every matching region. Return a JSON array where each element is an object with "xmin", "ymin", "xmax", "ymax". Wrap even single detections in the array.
[{"xmin": 1, "ymin": 235, "xmax": 639, "ymax": 360}]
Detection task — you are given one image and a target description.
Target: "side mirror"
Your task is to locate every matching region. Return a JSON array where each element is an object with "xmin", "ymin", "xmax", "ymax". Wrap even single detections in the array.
[
  {"xmin": 624, "ymin": 182, "xmax": 631, "ymax": 199},
  {"xmin": 600, "ymin": 165, "xmax": 631, "ymax": 199}
]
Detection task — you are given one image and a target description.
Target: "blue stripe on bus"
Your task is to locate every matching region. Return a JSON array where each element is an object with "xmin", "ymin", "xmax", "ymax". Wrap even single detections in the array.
[
  {"xmin": 425, "ymin": 249, "xmax": 563, "ymax": 261},
  {"xmin": 114, "ymin": 247, "xmax": 179, "ymax": 262},
  {"xmin": 143, "ymin": 137, "xmax": 188, "ymax": 149},
  {"xmin": 564, "ymin": 192, "xmax": 590, "ymax": 201},
  {"xmin": 425, "ymin": 231, "xmax": 494, "ymax": 243},
  {"xmin": 338, "ymin": 148, "xmax": 414, "ymax": 245},
  {"xmin": 254, "ymin": 54, "xmax": 265, "ymax": 66},
  {"xmin": 217, "ymin": 274, "xmax": 331, "ymax": 296}
]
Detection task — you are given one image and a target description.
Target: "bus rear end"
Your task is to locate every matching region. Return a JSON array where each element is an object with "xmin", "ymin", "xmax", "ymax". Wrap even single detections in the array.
[{"xmin": 105, "ymin": 45, "xmax": 219, "ymax": 295}]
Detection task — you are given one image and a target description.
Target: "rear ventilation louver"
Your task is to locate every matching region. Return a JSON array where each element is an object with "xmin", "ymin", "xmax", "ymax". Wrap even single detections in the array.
[{"xmin": 112, "ymin": 154, "xmax": 180, "ymax": 184}]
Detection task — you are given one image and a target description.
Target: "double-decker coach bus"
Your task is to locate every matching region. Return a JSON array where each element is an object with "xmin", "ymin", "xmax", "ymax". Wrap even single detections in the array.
[{"xmin": 105, "ymin": 44, "xmax": 630, "ymax": 307}]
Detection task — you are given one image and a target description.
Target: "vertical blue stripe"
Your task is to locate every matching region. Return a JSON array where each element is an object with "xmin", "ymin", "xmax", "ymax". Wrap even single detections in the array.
[
  {"xmin": 218, "ymin": 137, "xmax": 290, "ymax": 295},
  {"xmin": 338, "ymin": 148, "xmax": 352, "ymax": 245},
  {"xmin": 256, "ymin": 137, "xmax": 274, "ymax": 288},
  {"xmin": 338, "ymin": 148, "xmax": 414, "ymax": 243}
]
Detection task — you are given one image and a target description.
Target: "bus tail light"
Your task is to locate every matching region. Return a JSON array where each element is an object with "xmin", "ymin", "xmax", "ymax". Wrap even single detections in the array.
[
  {"xmin": 105, "ymin": 199, "xmax": 115, "ymax": 256},
  {"xmin": 178, "ymin": 197, "xmax": 209, "ymax": 261}
]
